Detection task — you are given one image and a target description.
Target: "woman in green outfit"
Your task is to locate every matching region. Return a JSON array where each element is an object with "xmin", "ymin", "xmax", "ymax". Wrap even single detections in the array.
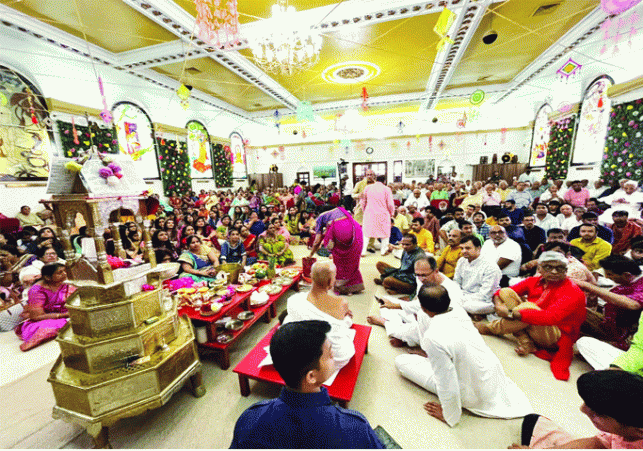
[
  {"xmin": 258, "ymin": 222, "xmax": 294, "ymax": 266},
  {"xmin": 178, "ymin": 235, "xmax": 220, "ymax": 282}
]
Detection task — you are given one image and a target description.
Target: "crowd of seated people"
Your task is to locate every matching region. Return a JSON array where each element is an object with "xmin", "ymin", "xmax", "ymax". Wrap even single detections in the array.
[{"xmin": 3, "ymin": 173, "xmax": 643, "ymax": 448}]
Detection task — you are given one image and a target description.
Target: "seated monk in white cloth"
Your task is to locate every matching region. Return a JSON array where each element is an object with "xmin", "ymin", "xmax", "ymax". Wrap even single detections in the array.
[
  {"xmin": 282, "ymin": 261, "xmax": 356, "ymax": 370},
  {"xmin": 395, "ymin": 285, "xmax": 533, "ymax": 427}
]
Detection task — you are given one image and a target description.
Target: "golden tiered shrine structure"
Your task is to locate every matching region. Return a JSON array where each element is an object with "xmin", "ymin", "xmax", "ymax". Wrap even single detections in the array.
[{"xmin": 44, "ymin": 154, "xmax": 204, "ymax": 447}]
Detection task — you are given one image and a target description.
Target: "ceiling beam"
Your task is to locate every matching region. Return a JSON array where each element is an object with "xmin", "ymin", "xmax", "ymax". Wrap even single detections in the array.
[
  {"xmin": 121, "ymin": 0, "xmax": 300, "ymax": 110},
  {"xmin": 419, "ymin": 0, "xmax": 491, "ymax": 111},
  {"xmin": 249, "ymin": 82, "xmax": 510, "ymax": 120},
  {"xmin": 117, "ymin": 40, "xmax": 208, "ymax": 69},
  {"xmin": 493, "ymin": 6, "xmax": 609, "ymax": 104}
]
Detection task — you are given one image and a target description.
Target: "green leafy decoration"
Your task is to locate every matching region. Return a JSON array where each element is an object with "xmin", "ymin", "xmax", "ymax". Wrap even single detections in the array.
[
  {"xmin": 212, "ymin": 142, "xmax": 232, "ymax": 188},
  {"xmin": 56, "ymin": 120, "xmax": 118, "ymax": 157},
  {"xmin": 157, "ymin": 137, "xmax": 191, "ymax": 197},
  {"xmin": 545, "ymin": 115, "xmax": 576, "ymax": 180},
  {"xmin": 600, "ymin": 98, "xmax": 643, "ymax": 184}
]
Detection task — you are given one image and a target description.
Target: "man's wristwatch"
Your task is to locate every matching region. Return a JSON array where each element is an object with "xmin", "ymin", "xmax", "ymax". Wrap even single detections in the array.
[{"xmin": 508, "ymin": 309, "xmax": 515, "ymax": 319}]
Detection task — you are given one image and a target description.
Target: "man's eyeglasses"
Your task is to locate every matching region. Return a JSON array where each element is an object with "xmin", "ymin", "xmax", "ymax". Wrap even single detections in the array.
[
  {"xmin": 415, "ymin": 271, "xmax": 434, "ymax": 278},
  {"xmin": 540, "ymin": 264, "xmax": 567, "ymax": 273}
]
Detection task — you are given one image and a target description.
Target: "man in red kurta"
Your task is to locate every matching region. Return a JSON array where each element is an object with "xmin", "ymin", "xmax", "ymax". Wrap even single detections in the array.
[
  {"xmin": 475, "ymin": 251, "xmax": 586, "ymax": 381},
  {"xmin": 609, "ymin": 210, "xmax": 642, "ymax": 255}
]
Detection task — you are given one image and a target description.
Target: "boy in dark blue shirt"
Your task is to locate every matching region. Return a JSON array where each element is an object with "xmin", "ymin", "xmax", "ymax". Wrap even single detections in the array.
[{"xmin": 230, "ymin": 320, "xmax": 384, "ymax": 449}]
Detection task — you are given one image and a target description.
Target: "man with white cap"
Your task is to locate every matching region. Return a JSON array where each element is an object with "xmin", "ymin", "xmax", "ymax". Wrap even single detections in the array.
[
  {"xmin": 600, "ymin": 180, "xmax": 643, "ymax": 224},
  {"xmin": 474, "ymin": 251, "xmax": 586, "ymax": 381}
]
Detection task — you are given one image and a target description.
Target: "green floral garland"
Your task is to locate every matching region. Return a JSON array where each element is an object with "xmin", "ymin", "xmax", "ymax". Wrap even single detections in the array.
[
  {"xmin": 157, "ymin": 137, "xmax": 191, "ymax": 197},
  {"xmin": 212, "ymin": 142, "xmax": 232, "ymax": 188},
  {"xmin": 57, "ymin": 120, "xmax": 118, "ymax": 157},
  {"xmin": 601, "ymin": 98, "xmax": 643, "ymax": 184},
  {"xmin": 545, "ymin": 115, "xmax": 576, "ymax": 180}
]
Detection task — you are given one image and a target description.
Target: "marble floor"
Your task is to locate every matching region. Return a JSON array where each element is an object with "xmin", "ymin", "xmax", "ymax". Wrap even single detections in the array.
[{"xmin": 0, "ymin": 245, "xmax": 597, "ymax": 449}]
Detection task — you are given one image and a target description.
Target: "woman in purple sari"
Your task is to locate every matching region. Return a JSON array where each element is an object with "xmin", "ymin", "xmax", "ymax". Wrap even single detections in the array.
[
  {"xmin": 309, "ymin": 207, "xmax": 364, "ymax": 295},
  {"xmin": 16, "ymin": 262, "xmax": 74, "ymax": 351}
]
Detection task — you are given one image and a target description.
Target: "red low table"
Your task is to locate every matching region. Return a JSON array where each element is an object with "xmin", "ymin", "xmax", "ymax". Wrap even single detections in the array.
[
  {"xmin": 233, "ymin": 323, "xmax": 372, "ymax": 407},
  {"xmin": 178, "ymin": 270, "xmax": 301, "ymax": 369}
]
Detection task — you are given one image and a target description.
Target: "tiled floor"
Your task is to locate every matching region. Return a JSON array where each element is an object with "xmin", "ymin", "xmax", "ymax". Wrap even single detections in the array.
[{"xmin": 1, "ymin": 246, "xmax": 597, "ymax": 449}]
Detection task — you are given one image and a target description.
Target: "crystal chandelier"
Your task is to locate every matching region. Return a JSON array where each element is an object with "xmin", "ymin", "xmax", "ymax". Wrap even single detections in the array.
[{"xmin": 249, "ymin": 1, "xmax": 323, "ymax": 76}]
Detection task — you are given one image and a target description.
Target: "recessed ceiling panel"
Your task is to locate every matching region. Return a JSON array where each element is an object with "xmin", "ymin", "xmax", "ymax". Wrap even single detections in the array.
[
  {"xmin": 1, "ymin": 0, "xmax": 178, "ymax": 52},
  {"xmin": 152, "ymin": 57, "xmax": 282, "ymax": 111},
  {"xmin": 243, "ymin": 13, "xmax": 441, "ymax": 109},
  {"xmin": 447, "ymin": 0, "xmax": 600, "ymax": 89}
]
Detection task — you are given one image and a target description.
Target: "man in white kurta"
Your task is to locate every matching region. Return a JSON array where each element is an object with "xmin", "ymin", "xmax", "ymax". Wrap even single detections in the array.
[
  {"xmin": 395, "ymin": 285, "xmax": 533, "ymax": 427},
  {"xmin": 599, "ymin": 181, "xmax": 643, "ymax": 224},
  {"xmin": 367, "ymin": 257, "xmax": 463, "ymax": 347},
  {"xmin": 454, "ymin": 235, "xmax": 502, "ymax": 316}
]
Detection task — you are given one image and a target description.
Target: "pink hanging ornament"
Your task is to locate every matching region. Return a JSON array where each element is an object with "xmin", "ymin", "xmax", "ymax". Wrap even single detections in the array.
[
  {"xmin": 361, "ymin": 87, "xmax": 369, "ymax": 111},
  {"xmin": 72, "ymin": 117, "xmax": 80, "ymax": 145},
  {"xmin": 98, "ymin": 77, "xmax": 113, "ymax": 125}
]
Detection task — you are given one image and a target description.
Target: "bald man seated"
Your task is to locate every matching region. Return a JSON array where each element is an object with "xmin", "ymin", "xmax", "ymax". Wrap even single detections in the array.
[{"xmin": 281, "ymin": 261, "xmax": 356, "ymax": 371}]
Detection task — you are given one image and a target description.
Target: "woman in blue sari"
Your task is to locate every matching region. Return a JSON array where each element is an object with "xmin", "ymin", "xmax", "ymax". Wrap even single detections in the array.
[{"xmin": 178, "ymin": 235, "xmax": 220, "ymax": 282}]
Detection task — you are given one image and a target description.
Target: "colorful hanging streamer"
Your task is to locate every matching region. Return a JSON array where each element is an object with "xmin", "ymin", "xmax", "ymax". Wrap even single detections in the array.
[
  {"xmin": 456, "ymin": 112, "xmax": 467, "ymax": 129},
  {"xmin": 296, "ymin": 101, "xmax": 314, "ymax": 121},
  {"xmin": 25, "ymin": 87, "xmax": 37, "ymax": 125},
  {"xmin": 72, "ymin": 117, "xmax": 80, "ymax": 145},
  {"xmin": 194, "ymin": 0, "xmax": 241, "ymax": 49},
  {"xmin": 557, "ymin": 58, "xmax": 582, "ymax": 81},
  {"xmin": 98, "ymin": 77, "xmax": 113, "ymax": 125},
  {"xmin": 434, "ymin": 8, "xmax": 456, "ymax": 50},
  {"xmin": 361, "ymin": 87, "xmax": 369, "ymax": 111}
]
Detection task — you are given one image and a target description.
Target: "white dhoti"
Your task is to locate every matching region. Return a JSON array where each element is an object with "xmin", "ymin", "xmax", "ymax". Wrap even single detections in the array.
[{"xmin": 395, "ymin": 354, "xmax": 438, "ymax": 393}]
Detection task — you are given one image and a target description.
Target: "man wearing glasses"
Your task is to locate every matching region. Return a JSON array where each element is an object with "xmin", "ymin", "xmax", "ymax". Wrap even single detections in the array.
[
  {"xmin": 481, "ymin": 225, "xmax": 522, "ymax": 286},
  {"xmin": 474, "ymin": 251, "xmax": 586, "ymax": 381},
  {"xmin": 367, "ymin": 257, "xmax": 464, "ymax": 348}
]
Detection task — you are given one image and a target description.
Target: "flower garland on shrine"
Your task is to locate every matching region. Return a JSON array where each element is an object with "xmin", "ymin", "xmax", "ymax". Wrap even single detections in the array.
[
  {"xmin": 545, "ymin": 114, "xmax": 577, "ymax": 180},
  {"xmin": 212, "ymin": 143, "xmax": 232, "ymax": 187},
  {"xmin": 157, "ymin": 137, "xmax": 191, "ymax": 196},
  {"xmin": 601, "ymin": 98, "xmax": 643, "ymax": 183},
  {"xmin": 57, "ymin": 120, "xmax": 118, "ymax": 158}
]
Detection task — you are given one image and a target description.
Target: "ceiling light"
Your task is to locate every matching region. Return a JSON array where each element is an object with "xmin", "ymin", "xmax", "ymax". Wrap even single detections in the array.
[
  {"xmin": 483, "ymin": 30, "xmax": 498, "ymax": 44},
  {"xmin": 482, "ymin": 14, "xmax": 498, "ymax": 45},
  {"xmin": 248, "ymin": 1, "xmax": 323, "ymax": 76}
]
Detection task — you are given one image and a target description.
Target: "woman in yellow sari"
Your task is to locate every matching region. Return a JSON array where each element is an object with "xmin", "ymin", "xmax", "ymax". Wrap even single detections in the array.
[{"xmin": 258, "ymin": 222, "xmax": 294, "ymax": 266}]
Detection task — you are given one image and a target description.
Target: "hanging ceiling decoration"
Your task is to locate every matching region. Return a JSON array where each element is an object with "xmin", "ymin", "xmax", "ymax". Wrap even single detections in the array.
[
  {"xmin": 194, "ymin": 0, "xmax": 241, "ymax": 49},
  {"xmin": 601, "ymin": 0, "xmax": 642, "ymax": 14},
  {"xmin": 557, "ymin": 58, "xmax": 583, "ymax": 81},
  {"xmin": 248, "ymin": 1, "xmax": 323, "ymax": 76}
]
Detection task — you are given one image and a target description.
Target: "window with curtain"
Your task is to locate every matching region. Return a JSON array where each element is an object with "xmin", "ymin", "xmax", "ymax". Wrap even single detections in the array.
[
  {"xmin": 572, "ymin": 76, "xmax": 614, "ymax": 166},
  {"xmin": 0, "ymin": 65, "xmax": 53, "ymax": 180},
  {"xmin": 112, "ymin": 101, "xmax": 159, "ymax": 179},
  {"xmin": 186, "ymin": 120, "xmax": 213, "ymax": 179},
  {"xmin": 529, "ymin": 104, "xmax": 553, "ymax": 168}
]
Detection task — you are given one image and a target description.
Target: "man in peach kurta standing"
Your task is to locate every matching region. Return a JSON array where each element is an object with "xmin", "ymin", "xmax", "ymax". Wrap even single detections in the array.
[{"xmin": 361, "ymin": 175, "xmax": 395, "ymax": 256}]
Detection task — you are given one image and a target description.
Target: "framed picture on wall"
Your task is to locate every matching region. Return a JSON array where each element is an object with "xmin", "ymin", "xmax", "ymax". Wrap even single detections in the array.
[
  {"xmin": 112, "ymin": 102, "xmax": 160, "ymax": 179},
  {"xmin": 187, "ymin": 120, "xmax": 213, "ymax": 179},
  {"xmin": 313, "ymin": 165, "xmax": 337, "ymax": 178},
  {"xmin": 404, "ymin": 159, "xmax": 435, "ymax": 178}
]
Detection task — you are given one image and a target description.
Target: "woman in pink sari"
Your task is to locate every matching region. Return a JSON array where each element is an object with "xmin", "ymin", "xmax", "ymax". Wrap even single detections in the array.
[
  {"xmin": 309, "ymin": 207, "xmax": 364, "ymax": 295},
  {"xmin": 16, "ymin": 262, "xmax": 74, "ymax": 351}
]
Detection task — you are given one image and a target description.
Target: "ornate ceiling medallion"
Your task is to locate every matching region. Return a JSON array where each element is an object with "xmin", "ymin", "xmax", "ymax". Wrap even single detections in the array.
[{"xmin": 321, "ymin": 61, "xmax": 381, "ymax": 84}]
